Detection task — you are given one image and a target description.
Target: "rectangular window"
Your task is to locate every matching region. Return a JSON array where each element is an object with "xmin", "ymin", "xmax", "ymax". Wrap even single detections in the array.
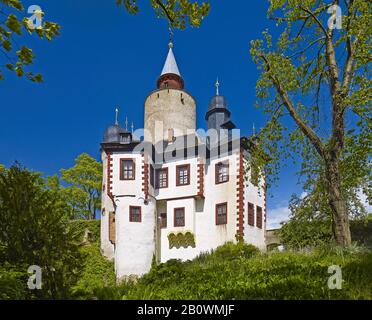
[
  {"xmin": 160, "ymin": 212, "xmax": 167, "ymax": 229},
  {"xmin": 176, "ymin": 164, "xmax": 190, "ymax": 186},
  {"xmin": 174, "ymin": 208, "xmax": 185, "ymax": 227},
  {"xmin": 150, "ymin": 165, "xmax": 154, "ymax": 187},
  {"xmin": 120, "ymin": 159, "xmax": 135, "ymax": 180},
  {"xmin": 216, "ymin": 203, "xmax": 228, "ymax": 225},
  {"xmin": 109, "ymin": 212, "xmax": 116, "ymax": 244},
  {"xmin": 129, "ymin": 206, "xmax": 141, "ymax": 222},
  {"xmin": 215, "ymin": 161, "xmax": 229, "ymax": 184},
  {"xmin": 156, "ymin": 168, "xmax": 168, "ymax": 188},
  {"xmin": 256, "ymin": 206, "xmax": 263, "ymax": 229},
  {"xmin": 248, "ymin": 203, "xmax": 255, "ymax": 226}
]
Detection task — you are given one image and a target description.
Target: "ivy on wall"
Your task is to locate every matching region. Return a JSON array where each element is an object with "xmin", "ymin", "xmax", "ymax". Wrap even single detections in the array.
[{"xmin": 168, "ymin": 232, "xmax": 196, "ymax": 249}]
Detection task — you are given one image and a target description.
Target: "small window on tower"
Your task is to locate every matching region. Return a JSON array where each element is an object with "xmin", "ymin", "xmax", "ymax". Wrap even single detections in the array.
[
  {"xmin": 215, "ymin": 161, "xmax": 229, "ymax": 184},
  {"xmin": 176, "ymin": 164, "xmax": 190, "ymax": 186},
  {"xmin": 120, "ymin": 159, "xmax": 135, "ymax": 180},
  {"xmin": 150, "ymin": 165, "xmax": 155, "ymax": 187},
  {"xmin": 156, "ymin": 168, "xmax": 168, "ymax": 188},
  {"xmin": 174, "ymin": 208, "xmax": 185, "ymax": 227},
  {"xmin": 216, "ymin": 203, "xmax": 227, "ymax": 225},
  {"xmin": 129, "ymin": 206, "xmax": 141, "ymax": 223}
]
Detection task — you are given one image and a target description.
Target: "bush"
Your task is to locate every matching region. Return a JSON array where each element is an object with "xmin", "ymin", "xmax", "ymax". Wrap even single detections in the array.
[
  {"xmin": 0, "ymin": 265, "xmax": 28, "ymax": 299},
  {"xmin": 71, "ymin": 243, "xmax": 115, "ymax": 299}
]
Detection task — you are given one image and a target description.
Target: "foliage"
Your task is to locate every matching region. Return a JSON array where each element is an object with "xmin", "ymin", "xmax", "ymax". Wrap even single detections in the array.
[
  {"xmin": 0, "ymin": 163, "xmax": 82, "ymax": 299},
  {"xmin": 71, "ymin": 243, "xmax": 115, "ymax": 300},
  {"xmin": 351, "ymin": 215, "xmax": 372, "ymax": 248},
  {"xmin": 0, "ymin": 264, "xmax": 28, "ymax": 299},
  {"xmin": 69, "ymin": 219, "xmax": 101, "ymax": 243},
  {"xmin": 249, "ymin": 0, "xmax": 371, "ymax": 245},
  {"xmin": 65, "ymin": 220, "xmax": 115, "ymax": 300},
  {"xmin": 116, "ymin": 0, "xmax": 210, "ymax": 29},
  {"xmin": 96, "ymin": 243, "xmax": 372, "ymax": 300},
  {"xmin": 0, "ymin": 0, "xmax": 60, "ymax": 81},
  {"xmin": 280, "ymin": 177, "xmax": 371, "ymax": 249},
  {"xmin": 60, "ymin": 153, "xmax": 102, "ymax": 220}
]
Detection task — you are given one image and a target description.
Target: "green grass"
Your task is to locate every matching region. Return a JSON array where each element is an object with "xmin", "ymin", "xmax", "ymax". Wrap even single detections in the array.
[{"xmin": 91, "ymin": 243, "xmax": 372, "ymax": 300}]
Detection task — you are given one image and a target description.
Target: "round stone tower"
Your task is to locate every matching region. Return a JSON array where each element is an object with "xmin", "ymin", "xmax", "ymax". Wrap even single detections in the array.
[{"xmin": 144, "ymin": 42, "xmax": 196, "ymax": 144}]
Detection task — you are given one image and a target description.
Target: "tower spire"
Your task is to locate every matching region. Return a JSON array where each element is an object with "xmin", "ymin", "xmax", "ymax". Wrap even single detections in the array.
[
  {"xmin": 157, "ymin": 41, "xmax": 184, "ymax": 90},
  {"xmin": 168, "ymin": 23, "xmax": 174, "ymax": 48},
  {"xmin": 161, "ymin": 43, "xmax": 180, "ymax": 76},
  {"xmin": 215, "ymin": 78, "xmax": 220, "ymax": 96},
  {"xmin": 115, "ymin": 107, "xmax": 119, "ymax": 126}
]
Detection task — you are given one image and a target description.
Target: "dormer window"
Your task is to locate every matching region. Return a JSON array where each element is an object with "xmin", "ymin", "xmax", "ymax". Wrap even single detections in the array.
[
  {"xmin": 120, "ymin": 159, "xmax": 135, "ymax": 180},
  {"xmin": 120, "ymin": 134, "xmax": 131, "ymax": 144}
]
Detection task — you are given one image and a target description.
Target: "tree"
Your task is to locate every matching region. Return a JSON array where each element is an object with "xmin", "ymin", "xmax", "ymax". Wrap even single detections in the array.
[
  {"xmin": 0, "ymin": 163, "xmax": 82, "ymax": 299},
  {"xmin": 116, "ymin": 0, "xmax": 210, "ymax": 29},
  {"xmin": 250, "ymin": 0, "xmax": 371, "ymax": 246},
  {"xmin": 61, "ymin": 153, "xmax": 102, "ymax": 220},
  {"xmin": 0, "ymin": 0, "xmax": 60, "ymax": 81}
]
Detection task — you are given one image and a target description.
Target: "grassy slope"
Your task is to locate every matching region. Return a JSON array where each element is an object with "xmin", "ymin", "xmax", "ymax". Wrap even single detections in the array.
[
  {"xmin": 71, "ymin": 221, "xmax": 371, "ymax": 300},
  {"xmin": 93, "ymin": 243, "xmax": 372, "ymax": 300}
]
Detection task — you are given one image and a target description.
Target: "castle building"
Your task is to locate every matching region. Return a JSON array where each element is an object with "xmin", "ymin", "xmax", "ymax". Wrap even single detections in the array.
[{"xmin": 100, "ymin": 43, "xmax": 267, "ymax": 280}]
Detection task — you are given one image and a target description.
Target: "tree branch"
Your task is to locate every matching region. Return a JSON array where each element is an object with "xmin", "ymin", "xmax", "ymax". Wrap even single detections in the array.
[
  {"xmin": 260, "ymin": 54, "xmax": 325, "ymax": 157},
  {"xmin": 155, "ymin": 0, "xmax": 174, "ymax": 23}
]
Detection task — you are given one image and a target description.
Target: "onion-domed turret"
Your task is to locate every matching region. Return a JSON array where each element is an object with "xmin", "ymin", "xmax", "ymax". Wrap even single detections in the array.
[
  {"xmin": 205, "ymin": 79, "xmax": 236, "ymax": 131},
  {"xmin": 103, "ymin": 108, "xmax": 132, "ymax": 144}
]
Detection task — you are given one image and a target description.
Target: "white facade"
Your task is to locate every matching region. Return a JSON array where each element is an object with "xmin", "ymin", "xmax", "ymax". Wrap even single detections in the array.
[{"xmin": 100, "ymin": 43, "xmax": 267, "ymax": 280}]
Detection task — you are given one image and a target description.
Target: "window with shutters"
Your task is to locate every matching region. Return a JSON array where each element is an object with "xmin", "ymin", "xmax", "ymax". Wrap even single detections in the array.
[
  {"xmin": 176, "ymin": 164, "xmax": 190, "ymax": 186},
  {"xmin": 174, "ymin": 208, "xmax": 185, "ymax": 227},
  {"xmin": 129, "ymin": 206, "xmax": 141, "ymax": 222},
  {"xmin": 120, "ymin": 159, "xmax": 135, "ymax": 180},
  {"xmin": 216, "ymin": 202, "xmax": 228, "ymax": 225},
  {"xmin": 256, "ymin": 206, "xmax": 263, "ymax": 229},
  {"xmin": 215, "ymin": 161, "xmax": 229, "ymax": 184},
  {"xmin": 248, "ymin": 202, "xmax": 255, "ymax": 226},
  {"xmin": 156, "ymin": 168, "xmax": 168, "ymax": 188}
]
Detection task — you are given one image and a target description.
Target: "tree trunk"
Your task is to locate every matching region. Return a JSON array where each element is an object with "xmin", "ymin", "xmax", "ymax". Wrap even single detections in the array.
[{"xmin": 325, "ymin": 156, "xmax": 351, "ymax": 246}]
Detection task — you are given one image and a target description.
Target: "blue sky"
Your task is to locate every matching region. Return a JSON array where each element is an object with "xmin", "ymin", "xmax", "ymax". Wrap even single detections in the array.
[{"xmin": 0, "ymin": 1, "xmax": 304, "ymax": 227}]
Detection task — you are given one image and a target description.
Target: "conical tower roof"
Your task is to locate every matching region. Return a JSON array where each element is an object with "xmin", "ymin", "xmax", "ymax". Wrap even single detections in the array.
[
  {"xmin": 157, "ymin": 42, "xmax": 184, "ymax": 90},
  {"xmin": 161, "ymin": 42, "xmax": 181, "ymax": 76}
]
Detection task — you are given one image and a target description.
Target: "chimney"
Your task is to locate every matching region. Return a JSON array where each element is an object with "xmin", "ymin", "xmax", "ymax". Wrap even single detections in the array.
[{"xmin": 167, "ymin": 128, "xmax": 175, "ymax": 143}]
